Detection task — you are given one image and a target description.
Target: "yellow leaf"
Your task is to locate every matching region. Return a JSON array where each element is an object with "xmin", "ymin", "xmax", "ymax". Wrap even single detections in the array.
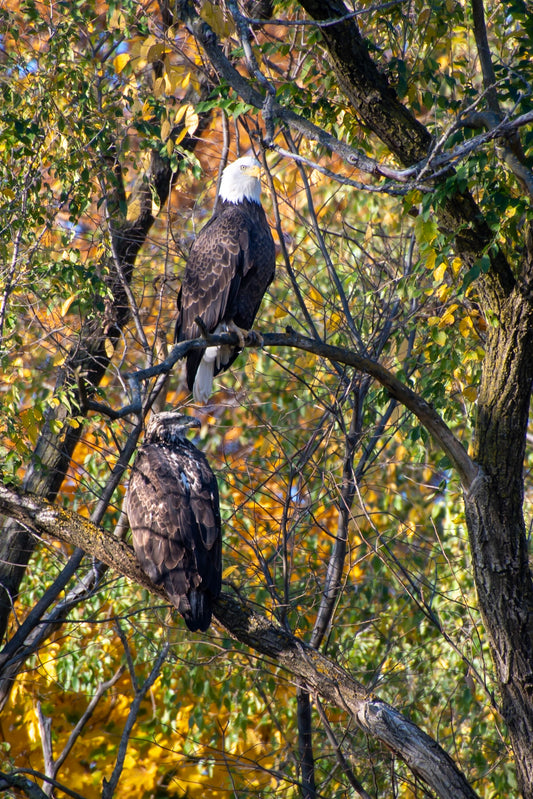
[
  {"xmin": 439, "ymin": 311, "xmax": 455, "ymax": 326},
  {"xmin": 140, "ymin": 34, "xmax": 158, "ymax": 58},
  {"xmin": 440, "ymin": 303, "xmax": 458, "ymax": 326},
  {"xmin": 434, "ymin": 261, "xmax": 447, "ymax": 282},
  {"xmin": 163, "ymin": 65, "xmax": 186, "ymax": 93},
  {"xmin": 425, "ymin": 249, "xmax": 436, "ymax": 270},
  {"xmin": 427, "ymin": 316, "xmax": 441, "ymax": 326},
  {"xmin": 153, "ymin": 76, "xmax": 165, "ymax": 97},
  {"xmin": 61, "ymin": 295, "xmax": 78, "ymax": 317},
  {"xmin": 104, "ymin": 338, "xmax": 115, "ymax": 359},
  {"xmin": 108, "ymin": 8, "xmax": 127, "ymax": 30},
  {"xmin": 459, "ymin": 317, "xmax": 474, "ymax": 337},
  {"xmin": 174, "ymin": 104, "xmax": 199, "ymax": 136},
  {"xmin": 200, "ymin": 2, "xmax": 235, "ymax": 37},
  {"xmin": 141, "ymin": 100, "xmax": 154, "ymax": 120},
  {"xmin": 451, "ymin": 257, "xmax": 462, "ymax": 276},
  {"xmin": 113, "ymin": 52, "xmax": 130, "ymax": 74},
  {"xmin": 274, "ymin": 304, "xmax": 288, "ymax": 318},
  {"xmin": 463, "ymin": 385, "xmax": 478, "ymax": 401},
  {"xmin": 161, "ymin": 118, "xmax": 171, "ymax": 142},
  {"xmin": 20, "ymin": 408, "xmax": 44, "ymax": 445}
]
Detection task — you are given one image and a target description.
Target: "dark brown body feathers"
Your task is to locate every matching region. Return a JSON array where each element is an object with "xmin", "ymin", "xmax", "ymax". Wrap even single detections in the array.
[
  {"xmin": 125, "ymin": 415, "xmax": 221, "ymax": 632},
  {"xmin": 175, "ymin": 198, "xmax": 275, "ymax": 391}
]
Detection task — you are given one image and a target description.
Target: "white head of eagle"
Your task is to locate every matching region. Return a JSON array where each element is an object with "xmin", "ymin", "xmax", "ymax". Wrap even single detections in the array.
[
  {"xmin": 175, "ymin": 156, "xmax": 276, "ymax": 404},
  {"xmin": 125, "ymin": 411, "xmax": 222, "ymax": 632},
  {"xmin": 218, "ymin": 156, "xmax": 262, "ymax": 205}
]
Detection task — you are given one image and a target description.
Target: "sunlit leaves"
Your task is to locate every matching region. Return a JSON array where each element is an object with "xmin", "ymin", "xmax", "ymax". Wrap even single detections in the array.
[{"xmin": 1, "ymin": 0, "xmax": 530, "ymax": 796}]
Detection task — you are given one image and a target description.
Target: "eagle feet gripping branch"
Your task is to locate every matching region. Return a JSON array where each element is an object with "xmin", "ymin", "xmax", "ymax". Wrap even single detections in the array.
[{"xmin": 175, "ymin": 156, "xmax": 275, "ymax": 404}]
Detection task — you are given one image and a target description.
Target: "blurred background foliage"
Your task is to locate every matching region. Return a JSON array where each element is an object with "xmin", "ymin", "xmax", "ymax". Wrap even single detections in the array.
[{"xmin": 1, "ymin": 0, "xmax": 531, "ymax": 795}]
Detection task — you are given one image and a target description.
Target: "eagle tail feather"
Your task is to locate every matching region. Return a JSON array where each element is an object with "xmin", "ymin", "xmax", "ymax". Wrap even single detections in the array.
[
  {"xmin": 193, "ymin": 347, "xmax": 217, "ymax": 404},
  {"xmin": 182, "ymin": 590, "xmax": 212, "ymax": 632}
]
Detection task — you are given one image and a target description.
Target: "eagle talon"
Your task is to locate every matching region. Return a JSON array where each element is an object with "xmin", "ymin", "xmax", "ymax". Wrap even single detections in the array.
[
  {"xmin": 194, "ymin": 315, "xmax": 210, "ymax": 338},
  {"xmin": 227, "ymin": 320, "xmax": 247, "ymax": 349},
  {"xmin": 246, "ymin": 330, "xmax": 263, "ymax": 348}
]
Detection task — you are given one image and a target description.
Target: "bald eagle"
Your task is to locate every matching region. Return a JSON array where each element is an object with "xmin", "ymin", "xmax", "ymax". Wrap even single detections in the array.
[
  {"xmin": 125, "ymin": 412, "xmax": 221, "ymax": 632},
  {"xmin": 175, "ymin": 156, "xmax": 276, "ymax": 403}
]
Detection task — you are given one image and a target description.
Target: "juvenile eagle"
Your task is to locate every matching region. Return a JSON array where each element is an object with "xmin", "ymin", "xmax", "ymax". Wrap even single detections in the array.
[
  {"xmin": 125, "ymin": 412, "xmax": 221, "ymax": 632},
  {"xmin": 175, "ymin": 156, "xmax": 276, "ymax": 403}
]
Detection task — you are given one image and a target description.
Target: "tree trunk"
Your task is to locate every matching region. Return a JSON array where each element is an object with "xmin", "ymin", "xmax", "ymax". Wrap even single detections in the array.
[
  {"xmin": 288, "ymin": 2, "xmax": 533, "ymax": 795},
  {"xmin": 464, "ymin": 280, "xmax": 533, "ymax": 797}
]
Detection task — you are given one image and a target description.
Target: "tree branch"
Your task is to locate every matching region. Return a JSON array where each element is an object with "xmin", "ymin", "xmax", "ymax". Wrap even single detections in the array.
[
  {"xmin": 102, "ymin": 645, "xmax": 169, "ymax": 799},
  {"xmin": 122, "ymin": 329, "xmax": 478, "ymax": 489},
  {"xmin": 0, "ymin": 482, "xmax": 481, "ymax": 799}
]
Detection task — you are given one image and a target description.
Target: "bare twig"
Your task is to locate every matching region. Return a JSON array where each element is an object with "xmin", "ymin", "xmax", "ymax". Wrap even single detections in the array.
[
  {"xmin": 296, "ymin": 687, "xmax": 316, "ymax": 799},
  {"xmin": 101, "ymin": 643, "xmax": 169, "ymax": 799},
  {"xmin": 53, "ymin": 667, "xmax": 125, "ymax": 775},
  {"xmin": 0, "ymin": 769, "xmax": 87, "ymax": 799},
  {"xmin": 36, "ymin": 703, "xmax": 54, "ymax": 796},
  {"xmin": 315, "ymin": 696, "xmax": 373, "ymax": 799}
]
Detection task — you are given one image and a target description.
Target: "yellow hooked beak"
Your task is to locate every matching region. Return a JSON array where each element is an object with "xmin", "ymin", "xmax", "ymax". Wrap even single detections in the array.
[{"xmin": 244, "ymin": 164, "xmax": 262, "ymax": 178}]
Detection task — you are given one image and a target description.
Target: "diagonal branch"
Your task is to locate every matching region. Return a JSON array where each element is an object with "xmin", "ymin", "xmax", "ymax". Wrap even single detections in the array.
[
  {"xmin": 102, "ymin": 645, "xmax": 169, "ymax": 799},
  {"xmin": 261, "ymin": 331, "xmax": 478, "ymax": 488},
  {"xmin": 0, "ymin": 481, "xmax": 481, "ymax": 799}
]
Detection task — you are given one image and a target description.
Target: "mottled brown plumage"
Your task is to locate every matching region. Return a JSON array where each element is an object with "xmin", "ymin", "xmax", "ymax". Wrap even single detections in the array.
[
  {"xmin": 125, "ymin": 413, "xmax": 221, "ymax": 632},
  {"xmin": 175, "ymin": 157, "xmax": 276, "ymax": 403}
]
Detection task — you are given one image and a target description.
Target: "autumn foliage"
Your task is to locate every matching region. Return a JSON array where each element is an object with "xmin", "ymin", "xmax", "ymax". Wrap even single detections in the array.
[{"xmin": 1, "ymin": 0, "xmax": 532, "ymax": 797}]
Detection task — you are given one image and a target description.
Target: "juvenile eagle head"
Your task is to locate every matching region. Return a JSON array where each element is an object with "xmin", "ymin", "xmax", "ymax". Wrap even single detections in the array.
[{"xmin": 145, "ymin": 411, "xmax": 201, "ymax": 445}]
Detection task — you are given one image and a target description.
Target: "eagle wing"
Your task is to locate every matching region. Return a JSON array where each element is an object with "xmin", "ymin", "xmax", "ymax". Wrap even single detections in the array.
[
  {"xmin": 175, "ymin": 209, "xmax": 252, "ymax": 343},
  {"xmin": 125, "ymin": 441, "xmax": 221, "ymax": 631}
]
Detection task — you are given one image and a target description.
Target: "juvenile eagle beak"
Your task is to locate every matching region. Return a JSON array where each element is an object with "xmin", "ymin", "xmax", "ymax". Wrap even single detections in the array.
[{"xmin": 182, "ymin": 416, "xmax": 201, "ymax": 430}]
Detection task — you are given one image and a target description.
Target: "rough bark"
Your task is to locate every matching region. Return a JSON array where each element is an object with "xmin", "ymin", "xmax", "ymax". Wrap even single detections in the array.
[
  {"xmin": 463, "ymin": 282, "xmax": 533, "ymax": 796},
  {"xmin": 0, "ymin": 483, "xmax": 481, "ymax": 799}
]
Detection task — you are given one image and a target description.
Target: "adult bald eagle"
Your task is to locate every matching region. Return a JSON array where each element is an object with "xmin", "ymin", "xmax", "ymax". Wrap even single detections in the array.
[
  {"xmin": 125, "ymin": 412, "xmax": 221, "ymax": 632},
  {"xmin": 175, "ymin": 156, "xmax": 276, "ymax": 403}
]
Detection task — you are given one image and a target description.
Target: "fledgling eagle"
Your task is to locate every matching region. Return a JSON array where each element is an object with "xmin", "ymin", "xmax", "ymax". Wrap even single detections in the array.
[
  {"xmin": 175, "ymin": 156, "xmax": 276, "ymax": 403},
  {"xmin": 125, "ymin": 412, "xmax": 221, "ymax": 632}
]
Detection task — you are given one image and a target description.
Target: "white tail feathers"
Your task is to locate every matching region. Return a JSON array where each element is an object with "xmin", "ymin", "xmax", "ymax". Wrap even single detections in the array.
[
  {"xmin": 193, "ymin": 343, "xmax": 235, "ymax": 404},
  {"xmin": 193, "ymin": 346, "xmax": 217, "ymax": 404}
]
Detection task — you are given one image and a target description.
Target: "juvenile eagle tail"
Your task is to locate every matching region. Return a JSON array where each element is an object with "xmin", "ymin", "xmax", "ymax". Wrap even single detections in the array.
[{"xmin": 181, "ymin": 590, "xmax": 212, "ymax": 632}]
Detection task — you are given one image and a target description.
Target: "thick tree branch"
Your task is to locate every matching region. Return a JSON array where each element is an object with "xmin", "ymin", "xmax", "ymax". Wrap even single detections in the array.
[
  {"xmin": 470, "ymin": 0, "xmax": 533, "ymax": 197},
  {"xmin": 174, "ymin": 0, "xmax": 395, "ymax": 181},
  {"xmin": 0, "ymin": 482, "xmax": 481, "ymax": 799},
  {"xmin": 294, "ymin": 0, "xmax": 516, "ymax": 306}
]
